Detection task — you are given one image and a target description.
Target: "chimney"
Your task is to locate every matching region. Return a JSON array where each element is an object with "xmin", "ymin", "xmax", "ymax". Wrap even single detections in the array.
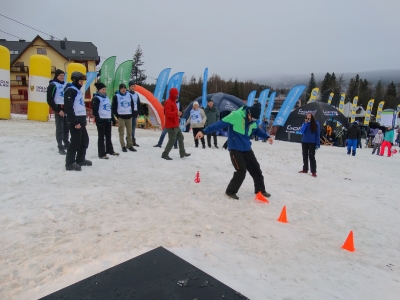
[
  {"xmin": 60, "ymin": 40, "xmax": 66, "ymax": 49},
  {"xmin": 19, "ymin": 39, "xmax": 26, "ymax": 42}
]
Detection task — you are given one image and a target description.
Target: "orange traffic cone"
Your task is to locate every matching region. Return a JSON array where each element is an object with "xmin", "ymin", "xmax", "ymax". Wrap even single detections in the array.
[
  {"xmin": 277, "ymin": 206, "xmax": 288, "ymax": 223},
  {"xmin": 255, "ymin": 192, "xmax": 269, "ymax": 203},
  {"xmin": 194, "ymin": 171, "xmax": 200, "ymax": 183},
  {"xmin": 341, "ymin": 231, "xmax": 355, "ymax": 252}
]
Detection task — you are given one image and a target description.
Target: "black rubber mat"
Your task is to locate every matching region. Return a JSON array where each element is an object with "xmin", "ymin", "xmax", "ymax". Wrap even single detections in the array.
[{"xmin": 40, "ymin": 246, "xmax": 248, "ymax": 299}]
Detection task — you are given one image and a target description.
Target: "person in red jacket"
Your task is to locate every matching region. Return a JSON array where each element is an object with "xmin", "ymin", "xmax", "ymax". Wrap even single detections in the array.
[{"xmin": 161, "ymin": 88, "xmax": 190, "ymax": 160}]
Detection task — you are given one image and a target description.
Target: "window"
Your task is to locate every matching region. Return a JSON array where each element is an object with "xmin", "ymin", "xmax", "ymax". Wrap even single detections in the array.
[
  {"xmin": 37, "ymin": 48, "xmax": 47, "ymax": 54},
  {"xmin": 16, "ymin": 75, "xmax": 21, "ymax": 80},
  {"xmin": 10, "ymin": 50, "xmax": 14, "ymax": 54},
  {"xmin": 80, "ymin": 50, "xmax": 84, "ymax": 55},
  {"xmin": 15, "ymin": 50, "xmax": 18, "ymax": 54},
  {"xmin": 72, "ymin": 50, "xmax": 75, "ymax": 54}
]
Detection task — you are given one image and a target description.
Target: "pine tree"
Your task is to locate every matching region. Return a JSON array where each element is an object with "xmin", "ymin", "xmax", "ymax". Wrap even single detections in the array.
[
  {"xmin": 304, "ymin": 73, "xmax": 317, "ymax": 104},
  {"xmin": 385, "ymin": 81, "xmax": 397, "ymax": 108},
  {"xmin": 346, "ymin": 74, "xmax": 360, "ymax": 103},
  {"xmin": 130, "ymin": 45, "xmax": 147, "ymax": 85},
  {"xmin": 319, "ymin": 72, "xmax": 332, "ymax": 95}
]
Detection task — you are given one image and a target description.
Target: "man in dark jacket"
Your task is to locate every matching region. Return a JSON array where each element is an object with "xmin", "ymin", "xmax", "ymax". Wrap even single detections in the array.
[
  {"xmin": 128, "ymin": 81, "xmax": 141, "ymax": 147},
  {"xmin": 204, "ymin": 99, "xmax": 220, "ymax": 148},
  {"xmin": 64, "ymin": 72, "xmax": 91, "ymax": 171},
  {"xmin": 195, "ymin": 103, "xmax": 273, "ymax": 200},
  {"xmin": 46, "ymin": 69, "xmax": 69, "ymax": 155},
  {"xmin": 347, "ymin": 121, "xmax": 361, "ymax": 156},
  {"xmin": 112, "ymin": 84, "xmax": 136, "ymax": 152}
]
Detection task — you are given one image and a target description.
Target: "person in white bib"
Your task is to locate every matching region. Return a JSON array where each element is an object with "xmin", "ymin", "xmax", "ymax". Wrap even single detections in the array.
[
  {"xmin": 128, "ymin": 81, "xmax": 141, "ymax": 147},
  {"xmin": 186, "ymin": 101, "xmax": 207, "ymax": 148},
  {"xmin": 91, "ymin": 82, "xmax": 119, "ymax": 159},
  {"xmin": 46, "ymin": 69, "xmax": 70, "ymax": 155}
]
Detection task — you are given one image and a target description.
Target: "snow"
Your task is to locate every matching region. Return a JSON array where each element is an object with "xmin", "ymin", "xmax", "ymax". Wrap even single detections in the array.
[{"xmin": 0, "ymin": 116, "xmax": 399, "ymax": 300}]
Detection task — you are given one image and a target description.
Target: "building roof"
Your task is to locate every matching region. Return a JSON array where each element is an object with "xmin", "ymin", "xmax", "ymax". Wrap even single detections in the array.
[{"xmin": 0, "ymin": 35, "xmax": 100, "ymax": 64}]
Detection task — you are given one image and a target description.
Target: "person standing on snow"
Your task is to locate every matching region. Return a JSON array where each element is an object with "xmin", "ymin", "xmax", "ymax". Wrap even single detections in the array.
[
  {"xmin": 112, "ymin": 83, "xmax": 136, "ymax": 153},
  {"xmin": 64, "ymin": 72, "xmax": 91, "ymax": 171},
  {"xmin": 195, "ymin": 103, "xmax": 273, "ymax": 200},
  {"xmin": 127, "ymin": 81, "xmax": 141, "ymax": 147},
  {"xmin": 204, "ymin": 99, "xmax": 220, "ymax": 148},
  {"xmin": 380, "ymin": 126, "xmax": 395, "ymax": 157},
  {"xmin": 346, "ymin": 121, "xmax": 361, "ymax": 156},
  {"xmin": 186, "ymin": 101, "xmax": 207, "ymax": 148},
  {"xmin": 298, "ymin": 113, "xmax": 320, "ymax": 177},
  {"xmin": 91, "ymin": 82, "xmax": 119, "ymax": 159},
  {"xmin": 161, "ymin": 88, "xmax": 190, "ymax": 160},
  {"xmin": 46, "ymin": 69, "xmax": 69, "ymax": 155},
  {"xmin": 371, "ymin": 129, "xmax": 384, "ymax": 155}
]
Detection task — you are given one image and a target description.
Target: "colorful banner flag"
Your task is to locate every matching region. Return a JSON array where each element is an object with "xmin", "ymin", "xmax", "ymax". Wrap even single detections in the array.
[
  {"xmin": 363, "ymin": 99, "xmax": 375, "ymax": 125},
  {"xmin": 112, "ymin": 60, "xmax": 133, "ymax": 93},
  {"xmin": 166, "ymin": 72, "xmax": 185, "ymax": 99},
  {"xmin": 392, "ymin": 105, "xmax": 400, "ymax": 128},
  {"xmin": 202, "ymin": 68, "xmax": 208, "ymax": 108},
  {"xmin": 308, "ymin": 87, "xmax": 319, "ymax": 103},
  {"xmin": 376, "ymin": 101, "xmax": 385, "ymax": 124},
  {"xmin": 273, "ymin": 85, "xmax": 306, "ymax": 126},
  {"xmin": 338, "ymin": 93, "xmax": 345, "ymax": 113},
  {"xmin": 100, "ymin": 56, "xmax": 117, "ymax": 99},
  {"xmin": 265, "ymin": 92, "xmax": 276, "ymax": 121},
  {"xmin": 258, "ymin": 89, "xmax": 270, "ymax": 122},
  {"xmin": 350, "ymin": 96, "xmax": 358, "ymax": 123},
  {"xmin": 327, "ymin": 92, "xmax": 334, "ymax": 105},
  {"xmin": 153, "ymin": 68, "xmax": 171, "ymax": 102},
  {"xmin": 84, "ymin": 72, "xmax": 97, "ymax": 93},
  {"xmin": 247, "ymin": 90, "xmax": 257, "ymax": 107}
]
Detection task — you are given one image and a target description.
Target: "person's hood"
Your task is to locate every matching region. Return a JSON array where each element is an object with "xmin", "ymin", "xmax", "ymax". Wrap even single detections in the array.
[
  {"xmin": 64, "ymin": 82, "xmax": 82, "ymax": 91},
  {"xmin": 168, "ymin": 87, "xmax": 179, "ymax": 101},
  {"xmin": 351, "ymin": 122, "xmax": 358, "ymax": 128}
]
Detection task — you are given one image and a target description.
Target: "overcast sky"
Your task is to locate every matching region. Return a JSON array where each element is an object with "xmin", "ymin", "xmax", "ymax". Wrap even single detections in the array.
[{"xmin": 1, "ymin": 0, "xmax": 399, "ymax": 84}]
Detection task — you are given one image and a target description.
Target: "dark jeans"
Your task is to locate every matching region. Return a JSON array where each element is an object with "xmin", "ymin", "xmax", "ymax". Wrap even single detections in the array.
[
  {"xmin": 357, "ymin": 138, "xmax": 362, "ymax": 149},
  {"xmin": 157, "ymin": 128, "xmax": 177, "ymax": 147},
  {"xmin": 207, "ymin": 132, "xmax": 217, "ymax": 147},
  {"xmin": 162, "ymin": 127, "xmax": 185, "ymax": 156},
  {"xmin": 301, "ymin": 142, "xmax": 316, "ymax": 173},
  {"xmin": 131, "ymin": 115, "xmax": 137, "ymax": 139},
  {"xmin": 226, "ymin": 150, "xmax": 265, "ymax": 194},
  {"xmin": 96, "ymin": 121, "xmax": 114, "ymax": 157},
  {"xmin": 66, "ymin": 125, "xmax": 89, "ymax": 166},
  {"xmin": 55, "ymin": 113, "xmax": 69, "ymax": 149},
  {"xmin": 192, "ymin": 127, "xmax": 205, "ymax": 147}
]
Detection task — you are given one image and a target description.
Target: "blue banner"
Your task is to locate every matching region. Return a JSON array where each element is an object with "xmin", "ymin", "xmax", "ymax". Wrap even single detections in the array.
[
  {"xmin": 265, "ymin": 92, "xmax": 276, "ymax": 121},
  {"xmin": 272, "ymin": 85, "xmax": 306, "ymax": 126},
  {"xmin": 202, "ymin": 68, "xmax": 208, "ymax": 108},
  {"xmin": 153, "ymin": 68, "xmax": 171, "ymax": 102},
  {"xmin": 258, "ymin": 89, "xmax": 270, "ymax": 121},
  {"xmin": 247, "ymin": 90, "xmax": 257, "ymax": 107},
  {"xmin": 166, "ymin": 72, "xmax": 185, "ymax": 99},
  {"xmin": 84, "ymin": 72, "xmax": 98, "ymax": 92}
]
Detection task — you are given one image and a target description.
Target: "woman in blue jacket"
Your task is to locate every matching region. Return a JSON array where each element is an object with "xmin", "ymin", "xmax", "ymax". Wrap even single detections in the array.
[{"xmin": 299, "ymin": 113, "xmax": 320, "ymax": 177}]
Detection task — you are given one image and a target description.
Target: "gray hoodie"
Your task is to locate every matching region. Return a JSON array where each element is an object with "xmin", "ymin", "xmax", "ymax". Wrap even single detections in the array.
[{"xmin": 373, "ymin": 132, "xmax": 384, "ymax": 144}]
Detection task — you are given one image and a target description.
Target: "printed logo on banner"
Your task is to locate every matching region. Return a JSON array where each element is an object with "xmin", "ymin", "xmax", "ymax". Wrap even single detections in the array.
[
  {"xmin": 275, "ymin": 116, "xmax": 284, "ymax": 125},
  {"xmin": 121, "ymin": 101, "xmax": 130, "ymax": 108},
  {"xmin": 312, "ymin": 90, "xmax": 317, "ymax": 96},
  {"xmin": 286, "ymin": 125, "xmax": 302, "ymax": 134},
  {"xmin": 103, "ymin": 103, "xmax": 111, "ymax": 111},
  {"xmin": 0, "ymin": 80, "xmax": 9, "ymax": 87},
  {"xmin": 323, "ymin": 110, "xmax": 338, "ymax": 116},
  {"xmin": 224, "ymin": 101, "xmax": 236, "ymax": 111},
  {"xmin": 298, "ymin": 109, "xmax": 317, "ymax": 115}
]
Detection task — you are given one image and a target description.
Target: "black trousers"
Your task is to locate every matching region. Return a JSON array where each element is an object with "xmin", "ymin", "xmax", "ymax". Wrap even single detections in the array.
[
  {"xmin": 301, "ymin": 142, "xmax": 316, "ymax": 173},
  {"xmin": 226, "ymin": 150, "xmax": 265, "ymax": 194},
  {"xmin": 55, "ymin": 113, "xmax": 70, "ymax": 149},
  {"xmin": 206, "ymin": 132, "xmax": 218, "ymax": 147},
  {"xmin": 66, "ymin": 125, "xmax": 89, "ymax": 166},
  {"xmin": 192, "ymin": 127, "xmax": 205, "ymax": 147},
  {"xmin": 96, "ymin": 121, "xmax": 114, "ymax": 157}
]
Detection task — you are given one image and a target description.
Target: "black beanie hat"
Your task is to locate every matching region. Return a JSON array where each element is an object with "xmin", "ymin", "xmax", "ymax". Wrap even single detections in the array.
[
  {"xmin": 207, "ymin": 99, "xmax": 213, "ymax": 103},
  {"xmin": 119, "ymin": 83, "xmax": 127, "ymax": 90},
  {"xmin": 249, "ymin": 103, "xmax": 261, "ymax": 120},
  {"xmin": 94, "ymin": 82, "xmax": 106, "ymax": 90},
  {"xmin": 54, "ymin": 69, "xmax": 65, "ymax": 80},
  {"xmin": 128, "ymin": 80, "xmax": 135, "ymax": 87}
]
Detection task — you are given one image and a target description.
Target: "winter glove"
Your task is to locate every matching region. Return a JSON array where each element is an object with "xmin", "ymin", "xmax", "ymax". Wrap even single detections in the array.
[{"xmin": 315, "ymin": 145, "xmax": 320, "ymax": 150}]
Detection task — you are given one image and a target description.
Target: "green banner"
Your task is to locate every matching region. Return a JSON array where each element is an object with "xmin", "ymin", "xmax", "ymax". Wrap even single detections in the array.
[
  {"xmin": 113, "ymin": 60, "xmax": 133, "ymax": 93},
  {"xmin": 100, "ymin": 56, "xmax": 116, "ymax": 99}
]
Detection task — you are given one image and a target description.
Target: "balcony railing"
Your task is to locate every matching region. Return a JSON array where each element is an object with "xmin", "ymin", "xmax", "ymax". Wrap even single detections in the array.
[
  {"xmin": 10, "ymin": 80, "xmax": 29, "ymax": 87},
  {"xmin": 10, "ymin": 66, "xmax": 29, "ymax": 73},
  {"xmin": 11, "ymin": 94, "xmax": 28, "ymax": 100},
  {"xmin": 51, "ymin": 66, "xmax": 56, "ymax": 73}
]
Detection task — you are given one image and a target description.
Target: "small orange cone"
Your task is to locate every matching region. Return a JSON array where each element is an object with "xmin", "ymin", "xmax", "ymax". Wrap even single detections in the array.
[
  {"xmin": 277, "ymin": 206, "xmax": 288, "ymax": 223},
  {"xmin": 341, "ymin": 231, "xmax": 355, "ymax": 252},
  {"xmin": 255, "ymin": 192, "xmax": 269, "ymax": 203},
  {"xmin": 194, "ymin": 171, "xmax": 200, "ymax": 183}
]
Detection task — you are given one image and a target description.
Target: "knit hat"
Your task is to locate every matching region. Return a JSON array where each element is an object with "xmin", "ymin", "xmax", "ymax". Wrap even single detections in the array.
[
  {"xmin": 207, "ymin": 99, "xmax": 213, "ymax": 103},
  {"xmin": 193, "ymin": 101, "xmax": 199, "ymax": 106},
  {"xmin": 128, "ymin": 80, "xmax": 135, "ymax": 87},
  {"xmin": 54, "ymin": 69, "xmax": 65, "ymax": 80},
  {"xmin": 249, "ymin": 103, "xmax": 261, "ymax": 120},
  {"xmin": 169, "ymin": 87, "xmax": 179, "ymax": 99},
  {"xmin": 94, "ymin": 82, "xmax": 106, "ymax": 90},
  {"xmin": 119, "ymin": 83, "xmax": 127, "ymax": 90}
]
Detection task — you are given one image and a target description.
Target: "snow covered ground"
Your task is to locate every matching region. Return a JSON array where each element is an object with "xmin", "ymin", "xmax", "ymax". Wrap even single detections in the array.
[{"xmin": 0, "ymin": 115, "xmax": 399, "ymax": 300}]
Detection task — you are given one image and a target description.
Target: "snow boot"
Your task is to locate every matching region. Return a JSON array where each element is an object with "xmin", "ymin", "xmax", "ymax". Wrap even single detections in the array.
[
  {"xmin": 122, "ymin": 147, "xmax": 127, "ymax": 152},
  {"xmin": 180, "ymin": 153, "xmax": 191, "ymax": 158},
  {"xmin": 78, "ymin": 160, "xmax": 92, "ymax": 166},
  {"xmin": 161, "ymin": 154, "xmax": 172, "ymax": 160},
  {"xmin": 226, "ymin": 192, "xmax": 239, "ymax": 200},
  {"xmin": 128, "ymin": 146, "xmax": 137, "ymax": 152},
  {"xmin": 66, "ymin": 163, "xmax": 82, "ymax": 171},
  {"xmin": 133, "ymin": 138, "xmax": 140, "ymax": 147},
  {"xmin": 59, "ymin": 149, "xmax": 66, "ymax": 155}
]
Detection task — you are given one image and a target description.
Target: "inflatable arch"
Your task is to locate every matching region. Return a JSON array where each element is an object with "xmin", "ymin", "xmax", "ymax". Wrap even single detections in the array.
[{"xmin": 134, "ymin": 85, "xmax": 164, "ymax": 129}]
